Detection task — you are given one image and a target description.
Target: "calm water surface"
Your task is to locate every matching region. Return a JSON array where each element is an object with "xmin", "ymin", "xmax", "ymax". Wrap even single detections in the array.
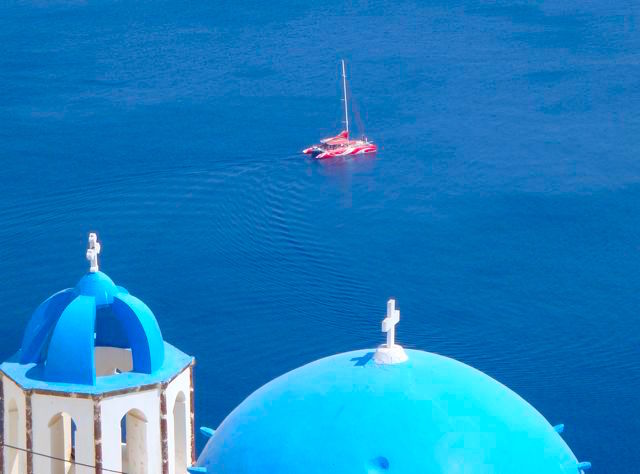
[{"xmin": 1, "ymin": 1, "xmax": 639, "ymax": 471}]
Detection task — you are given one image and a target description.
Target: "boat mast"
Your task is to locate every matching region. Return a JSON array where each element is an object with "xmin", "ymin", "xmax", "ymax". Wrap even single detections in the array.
[{"xmin": 341, "ymin": 59, "xmax": 349, "ymax": 136}]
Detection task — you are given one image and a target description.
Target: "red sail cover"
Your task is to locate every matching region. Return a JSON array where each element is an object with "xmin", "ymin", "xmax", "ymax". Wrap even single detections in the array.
[{"xmin": 321, "ymin": 130, "xmax": 349, "ymax": 145}]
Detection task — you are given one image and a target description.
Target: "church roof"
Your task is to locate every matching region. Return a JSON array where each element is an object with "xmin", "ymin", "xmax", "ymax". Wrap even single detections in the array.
[
  {"xmin": 196, "ymin": 349, "xmax": 584, "ymax": 474},
  {"xmin": 0, "ymin": 234, "xmax": 193, "ymax": 393},
  {"xmin": 195, "ymin": 298, "xmax": 589, "ymax": 473}
]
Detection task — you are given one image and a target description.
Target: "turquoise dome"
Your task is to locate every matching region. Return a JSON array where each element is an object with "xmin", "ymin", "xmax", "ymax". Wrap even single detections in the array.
[
  {"xmin": 196, "ymin": 349, "xmax": 586, "ymax": 474},
  {"xmin": 74, "ymin": 270, "xmax": 120, "ymax": 306},
  {"xmin": 16, "ymin": 270, "xmax": 164, "ymax": 385}
]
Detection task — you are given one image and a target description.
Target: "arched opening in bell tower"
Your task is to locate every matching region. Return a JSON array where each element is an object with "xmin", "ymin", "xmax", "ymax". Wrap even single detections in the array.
[
  {"xmin": 48, "ymin": 412, "xmax": 76, "ymax": 474},
  {"xmin": 94, "ymin": 306, "xmax": 134, "ymax": 376},
  {"xmin": 173, "ymin": 391, "xmax": 188, "ymax": 474},
  {"xmin": 121, "ymin": 409, "xmax": 148, "ymax": 474}
]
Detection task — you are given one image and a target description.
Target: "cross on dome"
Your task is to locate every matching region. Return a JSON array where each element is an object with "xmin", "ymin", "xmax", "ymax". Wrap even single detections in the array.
[
  {"xmin": 374, "ymin": 298, "xmax": 408, "ymax": 365},
  {"xmin": 382, "ymin": 299, "xmax": 400, "ymax": 347},
  {"xmin": 86, "ymin": 232, "xmax": 101, "ymax": 273}
]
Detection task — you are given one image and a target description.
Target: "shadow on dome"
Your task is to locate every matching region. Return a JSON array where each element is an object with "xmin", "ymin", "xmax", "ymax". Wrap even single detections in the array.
[
  {"xmin": 367, "ymin": 456, "xmax": 390, "ymax": 473},
  {"xmin": 351, "ymin": 352, "xmax": 374, "ymax": 366}
]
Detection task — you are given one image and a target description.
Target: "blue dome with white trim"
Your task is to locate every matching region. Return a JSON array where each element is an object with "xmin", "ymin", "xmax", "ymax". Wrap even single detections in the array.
[
  {"xmin": 17, "ymin": 270, "xmax": 165, "ymax": 385},
  {"xmin": 196, "ymin": 349, "xmax": 588, "ymax": 474}
]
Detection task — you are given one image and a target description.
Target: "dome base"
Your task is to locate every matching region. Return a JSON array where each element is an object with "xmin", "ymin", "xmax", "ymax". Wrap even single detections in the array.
[{"xmin": 374, "ymin": 344, "xmax": 408, "ymax": 364}]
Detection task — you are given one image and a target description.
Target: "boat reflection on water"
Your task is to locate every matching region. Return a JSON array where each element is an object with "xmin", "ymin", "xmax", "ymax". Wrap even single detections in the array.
[
  {"xmin": 306, "ymin": 152, "xmax": 378, "ymax": 208},
  {"xmin": 314, "ymin": 152, "xmax": 377, "ymax": 175}
]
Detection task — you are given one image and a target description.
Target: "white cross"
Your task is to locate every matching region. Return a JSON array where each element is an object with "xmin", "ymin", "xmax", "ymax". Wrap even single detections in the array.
[
  {"xmin": 381, "ymin": 299, "xmax": 400, "ymax": 347},
  {"xmin": 86, "ymin": 233, "xmax": 101, "ymax": 273}
]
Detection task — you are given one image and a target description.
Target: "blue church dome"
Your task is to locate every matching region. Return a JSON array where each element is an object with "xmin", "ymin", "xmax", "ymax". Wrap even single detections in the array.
[
  {"xmin": 18, "ymin": 270, "xmax": 164, "ymax": 385},
  {"xmin": 0, "ymin": 233, "xmax": 193, "ymax": 393},
  {"xmin": 196, "ymin": 348, "xmax": 587, "ymax": 474}
]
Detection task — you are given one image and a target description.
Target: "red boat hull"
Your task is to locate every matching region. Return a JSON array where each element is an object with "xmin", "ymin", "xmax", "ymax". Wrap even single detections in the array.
[
  {"xmin": 315, "ymin": 143, "xmax": 377, "ymax": 159},
  {"xmin": 303, "ymin": 131, "xmax": 377, "ymax": 159}
]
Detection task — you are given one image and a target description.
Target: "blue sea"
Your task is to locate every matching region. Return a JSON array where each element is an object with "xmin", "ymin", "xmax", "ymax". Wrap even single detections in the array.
[{"xmin": 1, "ymin": 1, "xmax": 639, "ymax": 471}]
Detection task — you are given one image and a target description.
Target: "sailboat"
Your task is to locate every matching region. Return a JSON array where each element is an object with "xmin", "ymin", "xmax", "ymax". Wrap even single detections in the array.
[{"xmin": 303, "ymin": 60, "xmax": 377, "ymax": 159}]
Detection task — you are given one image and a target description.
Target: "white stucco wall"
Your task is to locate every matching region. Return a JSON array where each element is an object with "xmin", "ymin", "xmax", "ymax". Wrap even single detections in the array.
[
  {"xmin": 165, "ymin": 367, "xmax": 192, "ymax": 474},
  {"xmin": 31, "ymin": 392, "xmax": 95, "ymax": 474},
  {"xmin": 3, "ymin": 376, "xmax": 26, "ymax": 474},
  {"xmin": 2, "ymin": 366, "xmax": 192, "ymax": 474},
  {"xmin": 100, "ymin": 387, "xmax": 161, "ymax": 474},
  {"xmin": 94, "ymin": 347, "xmax": 133, "ymax": 376}
]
